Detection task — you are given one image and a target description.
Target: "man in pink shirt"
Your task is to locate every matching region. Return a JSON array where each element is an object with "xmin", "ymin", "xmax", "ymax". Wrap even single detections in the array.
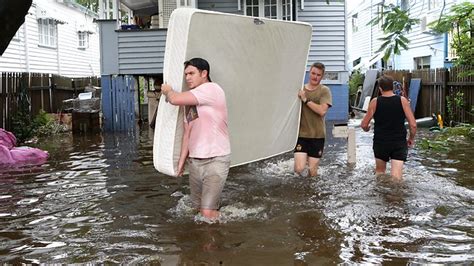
[{"xmin": 161, "ymin": 58, "xmax": 231, "ymax": 220}]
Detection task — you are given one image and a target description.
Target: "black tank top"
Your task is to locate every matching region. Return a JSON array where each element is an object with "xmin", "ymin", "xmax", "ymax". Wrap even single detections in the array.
[{"xmin": 373, "ymin": 95, "xmax": 407, "ymax": 143}]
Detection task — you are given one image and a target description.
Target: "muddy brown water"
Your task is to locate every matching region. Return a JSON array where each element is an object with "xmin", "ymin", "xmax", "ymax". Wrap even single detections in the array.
[{"xmin": 0, "ymin": 121, "xmax": 473, "ymax": 264}]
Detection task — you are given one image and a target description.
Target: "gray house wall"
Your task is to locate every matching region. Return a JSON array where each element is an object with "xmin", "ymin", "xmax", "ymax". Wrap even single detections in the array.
[
  {"xmin": 117, "ymin": 29, "xmax": 167, "ymax": 74},
  {"xmin": 99, "ymin": 20, "xmax": 119, "ymax": 75},
  {"xmin": 99, "ymin": 21, "xmax": 167, "ymax": 75}
]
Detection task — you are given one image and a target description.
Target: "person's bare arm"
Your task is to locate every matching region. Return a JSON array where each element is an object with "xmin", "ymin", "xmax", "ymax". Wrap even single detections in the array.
[
  {"xmin": 161, "ymin": 84, "xmax": 198, "ymax": 106},
  {"xmin": 401, "ymin": 97, "xmax": 417, "ymax": 147},
  {"xmin": 306, "ymin": 101, "xmax": 330, "ymax": 117},
  {"xmin": 298, "ymin": 90, "xmax": 330, "ymax": 117},
  {"xmin": 361, "ymin": 98, "xmax": 377, "ymax": 131},
  {"xmin": 177, "ymin": 121, "xmax": 190, "ymax": 176}
]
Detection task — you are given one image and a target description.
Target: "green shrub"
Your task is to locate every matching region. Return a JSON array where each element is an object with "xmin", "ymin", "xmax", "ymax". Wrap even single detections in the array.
[
  {"xmin": 11, "ymin": 109, "xmax": 35, "ymax": 144},
  {"xmin": 348, "ymin": 71, "xmax": 365, "ymax": 105},
  {"xmin": 33, "ymin": 110, "xmax": 68, "ymax": 136},
  {"xmin": 11, "ymin": 82, "xmax": 35, "ymax": 144},
  {"xmin": 12, "ymin": 109, "xmax": 68, "ymax": 144}
]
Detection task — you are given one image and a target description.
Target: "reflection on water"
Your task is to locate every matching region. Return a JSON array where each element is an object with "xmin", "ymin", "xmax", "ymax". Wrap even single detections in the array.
[{"xmin": 0, "ymin": 122, "xmax": 473, "ymax": 264}]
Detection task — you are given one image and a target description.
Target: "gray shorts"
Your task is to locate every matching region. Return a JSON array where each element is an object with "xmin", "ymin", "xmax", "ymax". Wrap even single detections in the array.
[{"xmin": 187, "ymin": 154, "xmax": 231, "ymax": 210}]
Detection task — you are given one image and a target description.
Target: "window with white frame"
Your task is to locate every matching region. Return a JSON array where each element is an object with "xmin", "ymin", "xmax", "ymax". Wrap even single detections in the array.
[
  {"xmin": 377, "ymin": 4, "xmax": 384, "ymax": 29},
  {"xmin": 38, "ymin": 18, "xmax": 57, "ymax": 48},
  {"xmin": 324, "ymin": 72, "xmax": 339, "ymax": 81},
  {"xmin": 400, "ymin": 0, "xmax": 408, "ymax": 11},
  {"xmin": 245, "ymin": 0, "xmax": 293, "ymax": 21},
  {"xmin": 78, "ymin": 31, "xmax": 89, "ymax": 49},
  {"xmin": 400, "ymin": 0, "xmax": 416, "ymax": 10},
  {"xmin": 429, "ymin": 0, "xmax": 440, "ymax": 11},
  {"xmin": 447, "ymin": 31, "xmax": 458, "ymax": 60},
  {"xmin": 177, "ymin": 0, "xmax": 196, "ymax": 7},
  {"xmin": 281, "ymin": 0, "xmax": 292, "ymax": 21},
  {"xmin": 246, "ymin": 0, "xmax": 259, "ymax": 17},
  {"xmin": 352, "ymin": 13, "xmax": 358, "ymax": 33},
  {"xmin": 414, "ymin": 56, "xmax": 431, "ymax": 69},
  {"xmin": 264, "ymin": 0, "xmax": 277, "ymax": 19}
]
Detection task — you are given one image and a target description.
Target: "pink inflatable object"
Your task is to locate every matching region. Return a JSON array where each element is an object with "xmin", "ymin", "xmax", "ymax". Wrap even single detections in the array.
[{"xmin": 0, "ymin": 128, "xmax": 48, "ymax": 167}]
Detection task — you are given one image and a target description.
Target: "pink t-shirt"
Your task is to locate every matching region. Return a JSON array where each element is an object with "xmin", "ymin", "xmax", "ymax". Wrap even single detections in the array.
[{"xmin": 187, "ymin": 82, "xmax": 231, "ymax": 158}]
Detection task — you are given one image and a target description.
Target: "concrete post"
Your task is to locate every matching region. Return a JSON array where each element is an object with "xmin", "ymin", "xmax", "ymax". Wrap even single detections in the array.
[{"xmin": 332, "ymin": 124, "xmax": 356, "ymax": 165}]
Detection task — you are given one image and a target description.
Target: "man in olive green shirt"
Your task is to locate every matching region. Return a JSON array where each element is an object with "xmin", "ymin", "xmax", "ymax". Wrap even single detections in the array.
[{"xmin": 294, "ymin": 62, "xmax": 332, "ymax": 177}]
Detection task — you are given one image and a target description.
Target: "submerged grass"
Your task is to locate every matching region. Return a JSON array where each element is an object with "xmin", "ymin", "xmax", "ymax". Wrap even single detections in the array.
[{"xmin": 418, "ymin": 124, "xmax": 474, "ymax": 152}]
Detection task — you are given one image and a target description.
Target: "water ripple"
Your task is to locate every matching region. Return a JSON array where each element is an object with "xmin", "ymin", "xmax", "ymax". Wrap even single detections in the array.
[{"xmin": 1, "ymin": 126, "xmax": 472, "ymax": 264}]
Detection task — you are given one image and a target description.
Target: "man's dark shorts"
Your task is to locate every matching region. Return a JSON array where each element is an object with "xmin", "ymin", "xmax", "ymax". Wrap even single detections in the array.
[
  {"xmin": 373, "ymin": 141, "xmax": 408, "ymax": 162},
  {"xmin": 294, "ymin": 137, "xmax": 325, "ymax": 158}
]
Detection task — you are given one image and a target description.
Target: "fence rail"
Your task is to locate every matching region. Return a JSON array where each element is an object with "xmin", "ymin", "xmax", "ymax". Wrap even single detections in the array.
[
  {"xmin": 0, "ymin": 72, "xmax": 100, "ymax": 130},
  {"xmin": 383, "ymin": 66, "xmax": 473, "ymax": 123}
]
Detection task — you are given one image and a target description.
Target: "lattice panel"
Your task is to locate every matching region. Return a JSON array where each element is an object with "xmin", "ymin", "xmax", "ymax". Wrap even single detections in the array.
[{"xmin": 161, "ymin": 0, "xmax": 177, "ymax": 28}]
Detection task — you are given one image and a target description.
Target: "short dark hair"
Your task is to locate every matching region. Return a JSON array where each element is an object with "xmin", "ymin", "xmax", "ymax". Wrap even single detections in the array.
[
  {"xmin": 310, "ymin": 62, "xmax": 325, "ymax": 74},
  {"xmin": 184, "ymin": 57, "xmax": 212, "ymax": 82},
  {"xmin": 377, "ymin": 74, "xmax": 394, "ymax": 91}
]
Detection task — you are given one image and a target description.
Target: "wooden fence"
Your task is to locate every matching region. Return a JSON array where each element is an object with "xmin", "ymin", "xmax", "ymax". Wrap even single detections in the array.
[
  {"xmin": 383, "ymin": 66, "xmax": 474, "ymax": 123},
  {"xmin": 0, "ymin": 72, "xmax": 100, "ymax": 130}
]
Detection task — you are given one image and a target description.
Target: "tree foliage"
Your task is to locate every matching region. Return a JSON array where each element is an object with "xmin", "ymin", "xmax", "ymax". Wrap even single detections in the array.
[
  {"xmin": 429, "ymin": 2, "xmax": 474, "ymax": 73},
  {"xmin": 76, "ymin": 0, "xmax": 98, "ymax": 12},
  {"xmin": 368, "ymin": 4, "xmax": 419, "ymax": 61}
]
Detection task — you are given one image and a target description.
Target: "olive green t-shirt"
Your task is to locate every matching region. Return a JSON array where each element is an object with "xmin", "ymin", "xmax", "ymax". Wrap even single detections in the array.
[{"xmin": 298, "ymin": 84, "xmax": 332, "ymax": 138}]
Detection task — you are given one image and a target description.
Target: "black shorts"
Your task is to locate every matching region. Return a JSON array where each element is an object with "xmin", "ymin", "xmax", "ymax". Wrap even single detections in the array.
[
  {"xmin": 294, "ymin": 137, "xmax": 325, "ymax": 158},
  {"xmin": 373, "ymin": 141, "xmax": 408, "ymax": 162}
]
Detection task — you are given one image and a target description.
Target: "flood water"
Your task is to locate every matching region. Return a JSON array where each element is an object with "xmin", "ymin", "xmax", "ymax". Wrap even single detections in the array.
[{"xmin": 1, "ymin": 121, "xmax": 473, "ymax": 264}]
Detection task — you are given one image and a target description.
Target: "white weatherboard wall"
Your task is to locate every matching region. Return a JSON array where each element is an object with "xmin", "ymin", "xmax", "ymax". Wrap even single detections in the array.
[
  {"xmin": 393, "ymin": 1, "xmax": 458, "ymax": 70},
  {"xmin": 347, "ymin": 0, "xmax": 377, "ymax": 66},
  {"xmin": 348, "ymin": 0, "xmax": 460, "ymax": 71},
  {"xmin": 297, "ymin": 0, "xmax": 347, "ymax": 83},
  {"xmin": 0, "ymin": 0, "xmax": 100, "ymax": 77},
  {"xmin": 153, "ymin": 8, "xmax": 312, "ymax": 176}
]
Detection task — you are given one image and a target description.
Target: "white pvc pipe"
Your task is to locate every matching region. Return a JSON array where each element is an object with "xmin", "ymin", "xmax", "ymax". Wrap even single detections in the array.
[
  {"xmin": 24, "ymin": 23, "xmax": 30, "ymax": 72},
  {"xmin": 112, "ymin": 0, "xmax": 119, "ymax": 20},
  {"xmin": 98, "ymin": 0, "xmax": 104, "ymax": 19},
  {"xmin": 348, "ymin": 127, "xmax": 356, "ymax": 164},
  {"xmin": 105, "ymin": 0, "xmax": 109, "ymax": 19}
]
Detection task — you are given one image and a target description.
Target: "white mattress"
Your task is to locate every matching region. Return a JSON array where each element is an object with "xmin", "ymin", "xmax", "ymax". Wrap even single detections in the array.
[{"xmin": 153, "ymin": 8, "xmax": 312, "ymax": 176}]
